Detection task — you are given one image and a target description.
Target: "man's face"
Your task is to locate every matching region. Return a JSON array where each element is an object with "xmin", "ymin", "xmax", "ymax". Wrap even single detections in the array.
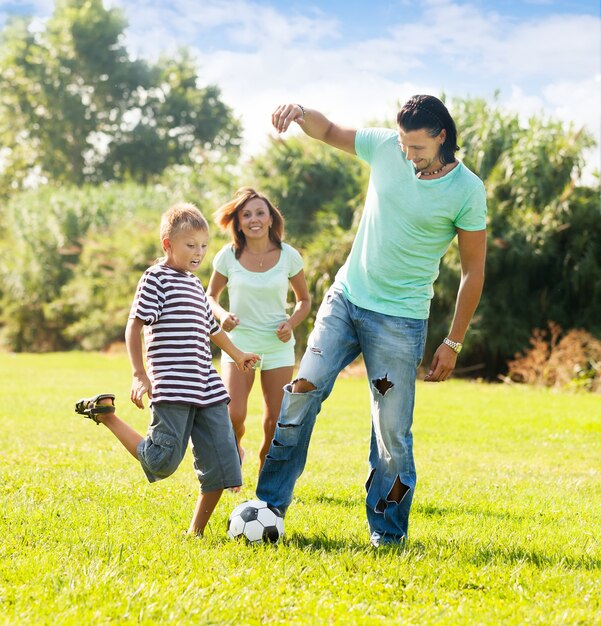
[{"xmin": 398, "ymin": 127, "xmax": 446, "ymax": 172}]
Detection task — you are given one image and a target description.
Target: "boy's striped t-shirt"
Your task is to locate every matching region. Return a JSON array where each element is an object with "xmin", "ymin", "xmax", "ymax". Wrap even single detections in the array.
[{"xmin": 129, "ymin": 263, "xmax": 229, "ymax": 407}]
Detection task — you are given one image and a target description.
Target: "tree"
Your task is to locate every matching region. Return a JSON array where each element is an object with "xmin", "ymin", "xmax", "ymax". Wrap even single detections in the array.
[
  {"xmin": 246, "ymin": 135, "xmax": 367, "ymax": 355},
  {"xmin": 0, "ymin": 153, "xmax": 239, "ymax": 352},
  {"xmin": 427, "ymin": 97, "xmax": 599, "ymax": 376},
  {"xmin": 0, "ymin": 0, "xmax": 241, "ymax": 196},
  {"xmin": 0, "ymin": 183, "xmax": 170, "ymax": 351},
  {"xmin": 249, "ymin": 136, "xmax": 367, "ymax": 243}
]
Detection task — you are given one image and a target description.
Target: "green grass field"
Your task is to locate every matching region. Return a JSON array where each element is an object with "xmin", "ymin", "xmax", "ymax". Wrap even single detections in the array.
[{"xmin": 1, "ymin": 352, "xmax": 600, "ymax": 625}]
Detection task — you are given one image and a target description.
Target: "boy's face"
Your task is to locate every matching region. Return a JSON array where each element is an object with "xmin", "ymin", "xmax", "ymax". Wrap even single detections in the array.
[{"xmin": 163, "ymin": 228, "xmax": 209, "ymax": 273}]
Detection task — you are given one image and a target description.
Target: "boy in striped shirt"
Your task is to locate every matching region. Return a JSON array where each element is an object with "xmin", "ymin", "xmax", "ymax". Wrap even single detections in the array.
[{"xmin": 75, "ymin": 203, "xmax": 259, "ymax": 535}]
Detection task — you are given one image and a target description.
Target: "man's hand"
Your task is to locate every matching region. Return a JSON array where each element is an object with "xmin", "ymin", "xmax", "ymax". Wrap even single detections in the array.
[
  {"xmin": 272, "ymin": 103, "xmax": 304, "ymax": 133},
  {"xmin": 424, "ymin": 343, "xmax": 458, "ymax": 382},
  {"xmin": 130, "ymin": 373, "xmax": 152, "ymax": 408}
]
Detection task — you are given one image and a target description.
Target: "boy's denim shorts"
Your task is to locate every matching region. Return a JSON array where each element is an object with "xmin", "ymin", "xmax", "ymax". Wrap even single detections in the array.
[{"xmin": 137, "ymin": 401, "xmax": 242, "ymax": 492}]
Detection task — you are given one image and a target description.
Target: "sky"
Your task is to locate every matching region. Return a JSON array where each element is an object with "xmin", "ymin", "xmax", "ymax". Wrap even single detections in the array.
[{"xmin": 1, "ymin": 0, "xmax": 600, "ymax": 177}]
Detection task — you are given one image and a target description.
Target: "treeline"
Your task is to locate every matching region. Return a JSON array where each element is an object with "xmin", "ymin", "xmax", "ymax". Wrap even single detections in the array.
[{"xmin": 1, "ymin": 1, "xmax": 600, "ymax": 386}]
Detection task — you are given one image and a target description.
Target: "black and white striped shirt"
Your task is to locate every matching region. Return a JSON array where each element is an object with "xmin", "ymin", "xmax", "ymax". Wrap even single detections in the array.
[{"xmin": 129, "ymin": 264, "xmax": 229, "ymax": 407}]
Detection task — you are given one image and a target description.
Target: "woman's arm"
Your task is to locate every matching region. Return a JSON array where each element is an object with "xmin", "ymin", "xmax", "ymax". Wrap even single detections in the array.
[
  {"xmin": 206, "ymin": 270, "xmax": 240, "ymax": 332},
  {"xmin": 276, "ymin": 269, "xmax": 312, "ymax": 343}
]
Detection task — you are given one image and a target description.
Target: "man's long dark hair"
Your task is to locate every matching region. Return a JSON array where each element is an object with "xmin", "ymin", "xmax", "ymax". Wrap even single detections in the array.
[{"xmin": 397, "ymin": 95, "xmax": 459, "ymax": 165}]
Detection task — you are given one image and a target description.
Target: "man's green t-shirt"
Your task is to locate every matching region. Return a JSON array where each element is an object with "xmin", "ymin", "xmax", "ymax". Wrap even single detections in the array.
[{"xmin": 335, "ymin": 127, "xmax": 487, "ymax": 319}]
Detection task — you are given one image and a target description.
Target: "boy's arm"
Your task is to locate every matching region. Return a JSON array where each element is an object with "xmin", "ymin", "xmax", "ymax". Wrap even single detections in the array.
[
  {"xmin": 211, "ymin": 329, "xmax": 259, "ymax": 372},
  {"xmin": 125, "ymin": 316, "xmax": 152, "ymax": 408}
]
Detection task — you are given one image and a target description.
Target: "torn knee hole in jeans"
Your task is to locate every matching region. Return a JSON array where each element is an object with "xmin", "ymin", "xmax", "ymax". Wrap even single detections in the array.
[
  {"xmin": 372, "ymin": 374, "xmax": 394, "ymax": 396},
  {"xmin": 273, "ymin": 421, "xmax": 301, "ymax": 445},
  {"xmin": 367, "ymin": 470, "xmax": 410, "ymax": 510},
  {"xmin": 291, "ymin": 378, "xmax": 316, "ymax": 393},
  {"xmin": 387, "ymin": 476, "xmax": 409, "ymax": 504}
]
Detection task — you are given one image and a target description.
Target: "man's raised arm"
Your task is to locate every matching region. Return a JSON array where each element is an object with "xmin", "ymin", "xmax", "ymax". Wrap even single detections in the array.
[{"xmin": 272, "ymin": 103, "xmax": 357, "ymax": 155}]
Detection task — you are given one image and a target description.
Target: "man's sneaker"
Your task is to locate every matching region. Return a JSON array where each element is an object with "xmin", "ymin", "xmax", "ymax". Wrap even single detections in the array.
[{"xmin": 74, "ymin": 393, "xmax": 116, "ymax": 424}]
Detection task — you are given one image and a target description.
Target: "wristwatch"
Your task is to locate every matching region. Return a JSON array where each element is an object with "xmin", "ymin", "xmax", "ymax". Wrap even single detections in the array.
[{"xmin": 443, "ymin": 337, "xmax": 463, "ymax": 354}]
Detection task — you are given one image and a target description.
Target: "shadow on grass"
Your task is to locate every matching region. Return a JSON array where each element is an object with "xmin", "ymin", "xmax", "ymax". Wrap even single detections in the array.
[
  {"xmin": 310, "ymin": 494, "xmax": 364, "ymax": 508},
  {"xmin": 283, "ymin": 532, "xmax": 429, "ymax": 558},
  {"xmin": 283, "ymin": 533, "xmax": 600, "ymax": 569},
  {"xmin": 417, "ymin": 502, "xmax": 525, "ymax": 522},
  {"xmin": 468, "ymin": 545, "xmax": 601, "ymax": 571},
  {"xmin": 284, "ymin": 532, "xmax": 365, "ymax": 552}
]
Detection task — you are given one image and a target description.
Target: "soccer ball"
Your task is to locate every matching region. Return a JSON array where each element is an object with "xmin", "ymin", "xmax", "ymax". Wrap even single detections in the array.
[{"xmin": 227, "ymin": 499, "xmax": 284, "ymax": 544}]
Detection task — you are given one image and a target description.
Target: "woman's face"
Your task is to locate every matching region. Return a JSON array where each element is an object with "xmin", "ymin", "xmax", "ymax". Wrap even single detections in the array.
[{"xmin": 238, "ymin": 197, "xmax": 273, "ymax": 240}]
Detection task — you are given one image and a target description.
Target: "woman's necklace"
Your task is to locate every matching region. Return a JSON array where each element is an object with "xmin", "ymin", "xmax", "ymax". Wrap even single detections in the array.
[
  {"xmin": 416, "ymin": 162, "xmax": 447, "ymax": 178},
  {"xmin": 246, "ymin": 247, "xmax": 272, "ymax": 268}
]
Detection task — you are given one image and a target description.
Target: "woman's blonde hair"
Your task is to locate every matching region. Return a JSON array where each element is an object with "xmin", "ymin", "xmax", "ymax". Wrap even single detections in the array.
[{"xmin": 214, "ymin": 187, "xmax": 284, "ymax": 258}]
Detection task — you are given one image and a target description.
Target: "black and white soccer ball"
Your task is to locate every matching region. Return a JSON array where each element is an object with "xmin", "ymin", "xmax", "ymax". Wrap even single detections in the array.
[{"xmin": 227, "ymin": 499, "xmax": 284, "ymax": 544}]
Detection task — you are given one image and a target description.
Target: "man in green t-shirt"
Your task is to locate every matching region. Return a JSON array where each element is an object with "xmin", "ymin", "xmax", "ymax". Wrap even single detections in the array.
[{"xmin": 256, "ymin": 95, "xmax": 487, "ymax": 546}]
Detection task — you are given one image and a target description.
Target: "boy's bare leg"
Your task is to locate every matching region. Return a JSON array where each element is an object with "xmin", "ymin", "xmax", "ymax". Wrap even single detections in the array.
[
  {"xmin": 188, "ymin": 489, "xmax": 223, "ymax": 536},
  {"xmin": 95, "ymin": 398, "xmax": 143, "ymax": 459}
]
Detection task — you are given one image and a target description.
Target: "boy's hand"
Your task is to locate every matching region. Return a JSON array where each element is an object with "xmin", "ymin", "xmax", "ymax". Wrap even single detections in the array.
[
  {"xmin": 235, "ymin": 352, "xmax": 261, "ymax": 372},
  {"xmin": 276, "ymin": 320, "xmax": 293, "ymax": 343},
  {"xmin": 130, "ymin": 373, "xmax": 152, "ymax": 409},
  {"xmin": 220, "ymin": 312, "xmax": 240, "ymax": 333}
]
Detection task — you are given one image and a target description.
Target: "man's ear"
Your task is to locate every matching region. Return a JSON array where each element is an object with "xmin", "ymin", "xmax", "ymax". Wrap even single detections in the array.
[{"xmin": 162, "ymin": 237, "xmax": 171, "ymax": 252}]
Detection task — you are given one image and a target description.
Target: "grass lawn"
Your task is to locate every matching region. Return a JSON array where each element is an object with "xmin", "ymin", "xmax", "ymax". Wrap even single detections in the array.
[{"xmin": 1, "ymin": 352, "xmax": 600, "ymax": 625}]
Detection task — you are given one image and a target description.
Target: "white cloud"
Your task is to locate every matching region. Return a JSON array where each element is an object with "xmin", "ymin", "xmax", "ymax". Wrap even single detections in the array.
[
  {"xmin": 3, "ymin": 0, "xmax": 600, "ymax": 177},
  {"xmin": 494, "ymin": 15, "xmax": 600, "ymax": 80},
  {"xmin": 544, "ymin": 74, "xmax": 601, "ymax": 180},
  {"xmin": 163, "ymin": 0, "xmax": 599, "ymax": 169},
  {"xmin": 122, "ymin": 0, "xmax": 340, "ymax": 59}
]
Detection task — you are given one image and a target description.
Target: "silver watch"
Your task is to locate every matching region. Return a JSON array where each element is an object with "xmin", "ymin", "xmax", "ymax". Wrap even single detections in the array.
[{"xmin": 443, "ymin": 337, "xmax": 463, "ymax": 354}]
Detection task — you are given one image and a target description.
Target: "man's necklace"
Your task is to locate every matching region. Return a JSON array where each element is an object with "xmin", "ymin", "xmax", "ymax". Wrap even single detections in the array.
[{"xmin": 416, "ymin": 162, "xmax": 447, "ymax": 178}]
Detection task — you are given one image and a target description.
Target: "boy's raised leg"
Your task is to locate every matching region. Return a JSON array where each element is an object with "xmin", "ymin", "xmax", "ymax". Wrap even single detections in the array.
[{"xmin": 77, "ymin": 395, "xmax": 143, "ymax": 459}]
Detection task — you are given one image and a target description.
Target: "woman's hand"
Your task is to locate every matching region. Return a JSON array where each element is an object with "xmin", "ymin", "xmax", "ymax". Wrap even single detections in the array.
[
  {"xmin": 276, "ymin": 320, "xmax": 293, "ymax": 343},
  {"xmin": 221, "ymin": 312, "xmax": 240, "ymax": 332}
]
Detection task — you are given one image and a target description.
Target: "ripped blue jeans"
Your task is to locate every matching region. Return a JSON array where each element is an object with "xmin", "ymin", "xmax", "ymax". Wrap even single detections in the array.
[{"xmin": 256, "ymin": 284, "xmax": 427, "ymax": 543}]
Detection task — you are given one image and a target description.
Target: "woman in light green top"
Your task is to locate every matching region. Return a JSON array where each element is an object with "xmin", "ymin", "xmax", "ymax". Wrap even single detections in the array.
[{"xmin": 207, "ymin": 188, "xmax": 311, "ymax": 472}]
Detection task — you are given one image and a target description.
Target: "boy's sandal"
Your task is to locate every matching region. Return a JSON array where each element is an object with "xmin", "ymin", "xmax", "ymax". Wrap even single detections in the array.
[{"xmin": 74, "ymin": 393, "xmax": 116, "ymax": 424}]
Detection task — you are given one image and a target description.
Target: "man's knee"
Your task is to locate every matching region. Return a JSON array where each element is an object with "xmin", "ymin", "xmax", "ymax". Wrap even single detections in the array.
[{"xmin": 291, "ymin": 378, "xmax": 317, "ymax": 393}]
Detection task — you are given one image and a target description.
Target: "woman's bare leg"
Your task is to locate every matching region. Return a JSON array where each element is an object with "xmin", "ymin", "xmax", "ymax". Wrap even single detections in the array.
[
  {"xmin": 221, "ymin": 363, "xmax": 254, "ymax": 460},
  {"xmin": 259, "ymin": 366, "xmax": 293, "ymax": 471}
]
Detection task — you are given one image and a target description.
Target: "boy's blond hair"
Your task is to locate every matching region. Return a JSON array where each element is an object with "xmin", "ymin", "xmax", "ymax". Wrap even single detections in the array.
[{"xmin": 160, "ymin": 203, "xmax": 209, "ymax": 247}]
